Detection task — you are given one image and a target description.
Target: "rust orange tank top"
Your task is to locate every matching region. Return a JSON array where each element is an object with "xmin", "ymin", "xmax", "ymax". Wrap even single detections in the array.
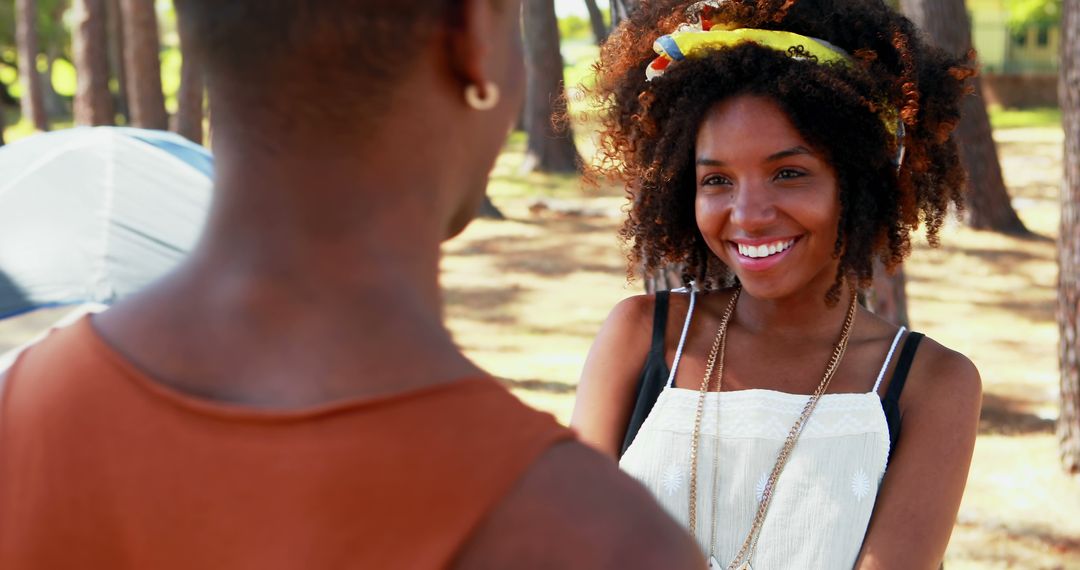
[{"xmin": 0, "ymin": 317, "xmax": 573, "ymax": 569}]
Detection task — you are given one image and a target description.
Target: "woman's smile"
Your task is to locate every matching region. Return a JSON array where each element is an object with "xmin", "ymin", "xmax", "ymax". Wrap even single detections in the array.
[
  {"xmin": 695, "ymin": 95, "xmax": 841, "ymax": 300},
  {"xmin": 728, "ymin": 235, "xmax": 802, "ymax": 271}
]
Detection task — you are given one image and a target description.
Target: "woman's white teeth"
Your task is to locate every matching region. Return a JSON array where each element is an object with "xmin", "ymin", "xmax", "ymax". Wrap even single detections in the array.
[{"xmin": 737, "ymin": 239, "xmax": 795, "ymax": 259}]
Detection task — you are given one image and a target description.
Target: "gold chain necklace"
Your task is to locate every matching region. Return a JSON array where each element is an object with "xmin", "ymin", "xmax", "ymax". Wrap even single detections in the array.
[{"xmin": 686, "ymin": 288, "xmax": 858, "ymax": 570}]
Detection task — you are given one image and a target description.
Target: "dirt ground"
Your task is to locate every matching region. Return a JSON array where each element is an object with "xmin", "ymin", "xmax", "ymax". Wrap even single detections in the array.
[{"xmin": 0, "ymin": 125, "xmax": 1075, "ymax": 568}]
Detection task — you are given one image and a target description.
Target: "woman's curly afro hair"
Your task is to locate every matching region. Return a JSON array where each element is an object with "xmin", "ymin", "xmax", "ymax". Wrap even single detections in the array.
[{"xmin": 589, "ymin": 0, "xmax": 976, "ymax": 303}]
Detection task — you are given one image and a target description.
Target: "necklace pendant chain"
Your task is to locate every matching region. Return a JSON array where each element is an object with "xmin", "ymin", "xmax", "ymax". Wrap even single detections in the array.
[{"xmin": 688, "ymin": 288, "xmax": 858, "ymax": 567}]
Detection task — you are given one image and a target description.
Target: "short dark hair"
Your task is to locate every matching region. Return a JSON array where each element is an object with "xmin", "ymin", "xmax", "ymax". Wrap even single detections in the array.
[
  {"xmin": 176, "ymin": 0, "xmax": 457, "ymax": 108},
  {"xmin": 590, "ymin": 0, "xmax": 974, "ymax": 303}
]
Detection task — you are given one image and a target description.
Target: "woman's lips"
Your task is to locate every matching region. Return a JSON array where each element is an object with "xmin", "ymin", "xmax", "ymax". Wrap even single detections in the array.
[{"xmin": 728, "ymin": 236, "xmax": 801, "ymax": 272}]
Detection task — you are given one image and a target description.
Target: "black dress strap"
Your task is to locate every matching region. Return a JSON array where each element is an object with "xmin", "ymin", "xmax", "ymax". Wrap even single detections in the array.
[
  {"xmin": 882, "ymin": 332, "xmax": 924, "ymax": 464},
  {"xmin": 619, "ymin": 292, "xmax": 671, "ymax": 458},
  {"xmin": 650, "ymin": 291, "xmax": 669, "ymax": 358}
]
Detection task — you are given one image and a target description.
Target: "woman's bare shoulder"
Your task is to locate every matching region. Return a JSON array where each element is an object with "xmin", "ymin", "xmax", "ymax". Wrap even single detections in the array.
[
  {"xmin": 901, "ymin": 334, "xmax": 982, "ymax": 426},
  {"xmin": 908, "ymin": 335, "xmax": 981, "ymax": 398}
]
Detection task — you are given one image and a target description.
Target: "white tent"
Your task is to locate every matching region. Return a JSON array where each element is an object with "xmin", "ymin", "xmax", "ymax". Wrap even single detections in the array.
[{"xmin": 0, "ymin": 127, "xmax": 213, "ymax": 319}]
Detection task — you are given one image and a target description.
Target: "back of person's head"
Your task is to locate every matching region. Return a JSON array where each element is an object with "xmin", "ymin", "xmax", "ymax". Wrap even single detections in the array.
[
  {"xmin": 176, "ymin": 0, "xmax": 520, "ymax": 138},
  {"xmin": 177, "ymin": 1, "xmax": 443, "ymax": 111},
  {"xmin": 176, "ymin": 0, "xmax": 524, "ymax": 237},
  {"xmin": 592, "ymin": 0, "xmax": 974, "ymax": 302}
]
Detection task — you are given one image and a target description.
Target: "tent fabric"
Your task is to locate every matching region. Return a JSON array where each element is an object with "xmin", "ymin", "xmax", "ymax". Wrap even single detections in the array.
[{"xmin": 0, "ymin": 127, "xmax": 213, "ymax": 320}]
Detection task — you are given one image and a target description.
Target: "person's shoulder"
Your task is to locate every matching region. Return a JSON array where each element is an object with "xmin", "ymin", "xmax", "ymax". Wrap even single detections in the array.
[
  {"xmin": 903, "ymin": 334, "xmax": 982, "ymax": 419},
  {"xmin": 587, "ymin": 293, "xmax": 661, "ymax": 359},
  {"xmin": 3, "ymin": 317, "xmax": 99, "ymax": 378},
  {"xmin": 454, "ymin": 440, "xmax": 704, "ymax": 570},
  {"xmin": 606, "ymin": 292, "xmax": 659, "ymax": 331},
  {"xmin": 600, "ymin": 286, "xmax": 717, "ymax": 336},
  {"xmin": 909, "ymin": 335, "xmax": 981, "ymax": 395}
]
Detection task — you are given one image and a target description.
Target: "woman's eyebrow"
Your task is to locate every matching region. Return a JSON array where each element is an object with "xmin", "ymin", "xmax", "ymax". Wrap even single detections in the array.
[
  {"xmin": 695, "ymin": 145, "xmax": 815, "ymax": 167},
  {"xmin": 766, "ymin": 146, "xmax": 814, "ymax": 161},
  {"xmin": 696, "ymin": 157, "xmax": 726, "ymax": 166}
]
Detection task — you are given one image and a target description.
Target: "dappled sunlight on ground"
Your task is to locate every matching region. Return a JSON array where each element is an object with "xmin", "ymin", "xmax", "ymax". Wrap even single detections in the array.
[{"xmin": 442, "ymin": 205, "xmax": 630, "ymax": 413}]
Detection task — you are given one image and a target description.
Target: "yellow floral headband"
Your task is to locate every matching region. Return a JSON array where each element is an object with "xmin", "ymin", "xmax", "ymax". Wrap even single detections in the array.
[
  {"xmin": 646, "ymin": 28, "xmax": 851, "ymax": 80},
  {"xmin": 645, "ymin": 2, "xmax": 907, "ymax": 169}
]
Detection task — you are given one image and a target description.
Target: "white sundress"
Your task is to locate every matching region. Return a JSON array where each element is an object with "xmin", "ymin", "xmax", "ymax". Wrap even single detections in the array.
[{"xmin": 619, "ymin": 289, "xmax": 906, "ymax": 569}]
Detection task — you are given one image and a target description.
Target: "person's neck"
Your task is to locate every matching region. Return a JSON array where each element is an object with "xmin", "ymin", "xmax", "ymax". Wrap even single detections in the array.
[
  {"xmin": 96, "ymin": 137, "xmax": 486, "ymax": 405},
  {"xmin": 734, "ymin": 277, "xmax": 855, "ymax": 343},
  {"xmin": 202, "ymin": 138, "xmax": 448, "ymax": 294}
]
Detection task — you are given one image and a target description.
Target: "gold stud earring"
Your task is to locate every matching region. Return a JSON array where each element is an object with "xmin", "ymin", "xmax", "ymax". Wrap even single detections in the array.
[{"xmin": 464, "ymin": 82, "xmax": 500, "ymax": 111}]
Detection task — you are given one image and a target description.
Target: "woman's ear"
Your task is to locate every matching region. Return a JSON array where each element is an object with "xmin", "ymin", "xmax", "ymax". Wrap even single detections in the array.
[{"xmin": 445, "ymin": 0, "xmax": 499, "ymax": 89}]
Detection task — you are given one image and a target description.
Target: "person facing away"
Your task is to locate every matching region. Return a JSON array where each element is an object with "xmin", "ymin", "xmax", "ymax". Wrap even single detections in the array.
[
  {"xmin": 0, "ymin": 1, "xmax": 705, "ymax": 568},
  {"xmin": 571, "ymin": 0, "xmax": 982, "ymax": 568}
]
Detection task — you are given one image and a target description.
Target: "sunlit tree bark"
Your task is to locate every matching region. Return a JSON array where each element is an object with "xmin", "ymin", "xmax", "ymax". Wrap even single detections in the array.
[
  {"xmin": 1057, "ymin": 0, "xmax": 1080, "ymax": 476},
  {"xmin": 107, "ymin": 0, "xmax": 129, "ymax": 121},
  {"xmin": 901, "ymin": 0, "xmax": 1032, "ymax": 236},
  {"xmin": 73, "ymin": 0, "xmax": 115, "ymax": 126},
  {"xmin": 522, "ymin": 0, "xmax": 579, "ymax": 173},
  {"xmin": 584, "ymin": 0, "xmax": 609, "ymax": 45},
  {"xmin": 120, "ymin": 0, "xmax": 167, "ymax": 129},
  {"xmin": 16, "ymin": 0, "xmax": 49, "ymax": 131},
  {"xmin": 172, "ymin": 6, "xmax": 204, "ymax": 143}
]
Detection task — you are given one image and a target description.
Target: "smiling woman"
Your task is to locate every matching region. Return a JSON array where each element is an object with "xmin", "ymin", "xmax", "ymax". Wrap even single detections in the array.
[
  {"xmin": 572, "ymin": 1, "xmax": 983, "ymax": 569},
  {"xmin": 694, "ymin": 95, "xmax": 843, "ymax": 301}
]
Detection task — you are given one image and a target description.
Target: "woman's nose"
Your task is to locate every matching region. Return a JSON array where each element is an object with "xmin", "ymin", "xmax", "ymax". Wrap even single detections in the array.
[{"xmin": 729, "ymin": 181, "xmax": 778, "ymax": 232}]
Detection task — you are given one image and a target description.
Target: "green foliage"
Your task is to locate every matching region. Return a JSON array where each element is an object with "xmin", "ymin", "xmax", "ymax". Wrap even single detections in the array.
[
  {"xmin": 50, "ymin": 56, "xmax": 76, "ymax": 97},
  {"xmin": 558, "ymin": 14, "xmax": 593, "ymax": 41},
  {"xmin": 38, "ymin": 0, "xmax": 72, "ymax": 60},
  {"xmin": 0, "ymin": 54, "xmax": 16, "ymax": 85},
  {"xmin": 0, "ymin": 0, "xmax": 184, "ymax": 121},
  {"xmin": 988, "ymin": 106, "xmax": 1063, "ymax": 129},
  {"xmin": 0, "ymin": 2, "xmax": 13, "ymax": 50},
  {"xmin": 161, "ymin": 46, "xmax": 182, "ymax": 112},
  {"xmin": 558, "ymin": 8, "xmax": 609, "ymax": 42},
  {"xmin": 562, "ymin": 42, "xmax": 599, "ymax": 89},
  {"xmin": 0, "ymin": 0, "xmax": 73, "ymax": 60},
  {"xmin": 1006, "ymin": 0, "xmax": 1062, "ymax": 31}
]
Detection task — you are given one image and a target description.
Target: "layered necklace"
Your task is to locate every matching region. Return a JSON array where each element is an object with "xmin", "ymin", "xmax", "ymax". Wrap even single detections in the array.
[{"xmin": 686, "ymin": 287, "xmax": 859, "ymax": 570}]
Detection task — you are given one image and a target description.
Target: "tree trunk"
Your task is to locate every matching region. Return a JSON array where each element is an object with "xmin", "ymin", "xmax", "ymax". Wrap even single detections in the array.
[
  {"xmin": 1057, "ymin": 0, "xmax": 1080, "ymax": 476},
  {"xmin": 958, "ymin": 82, "xmax": 1031, "ymax": 234},
  {"xmin": 583, "ymin": 0, "xmax": 609, "ymax": 45},
  {"xmin": 73, "ymin": 0, "xmax": 115, "ymax": 126},
  {"xmin": 900, "ymin": 0, "xmax": 1032, "ymax": 236},
  {"xmin": 120, "ymin": 0, "xmax": 167, "ymax": 129},
  {"xmin": 172, "ymin": 5, "xmax": 204, "ymax": 143},
  {"xmin": 869, "ymin": 260, "xmax": 910, "ymax": 328},
  {"xmin": 610, "ymin": 0, "xmax": 636, "ymax": 30},
  {"xmin": 477, "ymin": 195, "xmax": 506, "ymax": 220},
  {"xmin": 15, "ymin": 0, "xmax": 49, "ymax": 131},
  {"xmin": 643, "ymin": 263, "xmax": 686, "ymax": 294},
  {"xmin": 0, "ymin": 82, "xmax": 14, "ymax": 146},
  {"xmin": 522, "ymin": 0, "xmax": 579, "ymax": 173},
  {"xmin": 107, "ymin": 0, "xmax": 129, "ymax": 122},
  {"xmin": 42, "ymin": 51, "xmax": 68, "ymax": 119}
]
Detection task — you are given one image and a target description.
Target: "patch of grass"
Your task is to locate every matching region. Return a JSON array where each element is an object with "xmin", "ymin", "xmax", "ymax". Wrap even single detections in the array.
[
  {"xmin": 989, "ymin": 106, "xmax": 1063, "ymax": 130},
  {"xmin": 2, "ymin": 113, "xmax": 74, "ymax": 144}
]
